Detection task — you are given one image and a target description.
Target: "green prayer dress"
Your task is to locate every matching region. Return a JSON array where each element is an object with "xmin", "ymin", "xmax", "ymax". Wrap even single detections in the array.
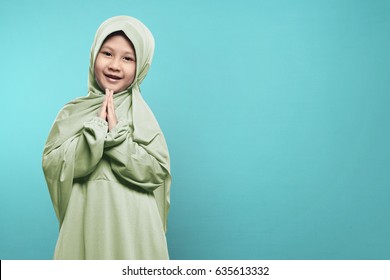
[{"xmin": 42, "ymin": 16, "xmax": 171, "ymax": 260}]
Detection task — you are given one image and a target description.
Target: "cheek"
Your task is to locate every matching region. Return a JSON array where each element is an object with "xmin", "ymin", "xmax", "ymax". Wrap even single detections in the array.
[
  {"xmin": 93, "ymin": 60, "xmax": 104, "ymax": 87},
  {"xmin": 124, "ymin": 64, "xmax": 136, "ymax": 83},
  {"xmin": 94, "ymin": 59, "xmax": 102, "ymax": 74}
]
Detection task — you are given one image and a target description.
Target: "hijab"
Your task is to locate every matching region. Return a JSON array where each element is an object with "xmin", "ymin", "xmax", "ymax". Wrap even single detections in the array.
[{"xmin": 42, "ymin": 16, "xmax": 171, "ymax": 232}]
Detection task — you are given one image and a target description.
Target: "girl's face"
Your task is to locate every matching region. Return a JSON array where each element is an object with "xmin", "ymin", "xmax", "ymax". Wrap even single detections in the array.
[{"xmin": 94, "ymin": 34, "xmax": 136, "ymax": 93}]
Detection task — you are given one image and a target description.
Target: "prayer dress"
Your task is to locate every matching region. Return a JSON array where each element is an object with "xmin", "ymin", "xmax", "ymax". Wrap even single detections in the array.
[{"xmin": 42, "ymin": 16, "xmax": 171, "ymax": 260}]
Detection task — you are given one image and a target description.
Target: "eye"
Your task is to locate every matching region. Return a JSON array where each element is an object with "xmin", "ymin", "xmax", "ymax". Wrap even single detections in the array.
[
  {"xmin": 102, "ymin": 51, "xmax": 112, "ymax": 57},
  {"xmin": 123, "ymin": 56, "xmax": 135, "ymax": 62}
]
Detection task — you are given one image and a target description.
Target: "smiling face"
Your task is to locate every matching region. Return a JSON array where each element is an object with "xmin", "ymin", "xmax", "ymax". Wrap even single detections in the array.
[{"xmin": 94, "ymin": 32, "xmax": 136, "ymax": 94}]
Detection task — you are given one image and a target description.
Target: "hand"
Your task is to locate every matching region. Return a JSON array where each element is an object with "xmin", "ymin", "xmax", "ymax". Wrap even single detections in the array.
[
  {"xmin": 98, "ymin": 89, "xmax": 117, "ymax": 131},
  {"xmin": 98, "ymin": 90, "xmax": 109, "ymax": 121},
  {"xmin": 106, "ymin": 89, "xmax": 118, "ymax": 131}
]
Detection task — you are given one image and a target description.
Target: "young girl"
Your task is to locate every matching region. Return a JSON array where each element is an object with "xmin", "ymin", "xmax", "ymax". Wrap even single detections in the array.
[{"xmin": 42, "ymin": 16, "xmax": 171, "ymax": 260}]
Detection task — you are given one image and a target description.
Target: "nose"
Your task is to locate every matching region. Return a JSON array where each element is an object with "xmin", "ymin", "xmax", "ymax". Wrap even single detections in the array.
[{"xmin": 108, "ymin": 59, "xmax": 120, "ymax": 71}]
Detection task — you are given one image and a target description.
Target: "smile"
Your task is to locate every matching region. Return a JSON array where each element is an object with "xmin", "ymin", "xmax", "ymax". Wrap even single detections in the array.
[{"xmin": 104, "ymin": 73, "xmax": 122, "ymax": 82}]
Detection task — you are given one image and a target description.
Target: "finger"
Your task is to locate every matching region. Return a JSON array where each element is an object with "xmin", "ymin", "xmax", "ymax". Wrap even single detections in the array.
[
  {"xmin": 106, "ymin": 90, "xmax": 112, "ymax": 116},
  {"xmin": 108, "ymin": 99, "xmax": 116, "ymax": 123},
  {"xmin": 99, "ymin": 96, "xmax": 108, "ymax": 119},
  {"xmin": 109, "ymin": 89, "xmax": 114, "ymax": 102},
  {"xmin": 99, "ymin": 89, "xmax": 110, "ymax": 119},
  {"xmin": 105, "ymin": 90, "xmax": 111, "ymax": 112},
  {"xmin": 109, "ymin": 91, "xmax": 115, "ymax": 113},
  {"xmin": 105, "ymin": 89, "xmax": 111, "ymax": 104},
  {"xmin": 107, "ymin": 90, "xmax": 117, "ymax": 130},
  {"xmin": 107, "ymin": 89, "xmax": 113, "ymax": 107}
]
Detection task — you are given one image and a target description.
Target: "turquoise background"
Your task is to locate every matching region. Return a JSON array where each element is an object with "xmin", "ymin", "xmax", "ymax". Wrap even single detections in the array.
[{"xmin": 1, "ymin": 0, "xmax": 389, "ymax": 259}]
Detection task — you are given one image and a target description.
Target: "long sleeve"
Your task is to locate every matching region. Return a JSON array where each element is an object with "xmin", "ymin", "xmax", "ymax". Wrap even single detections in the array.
[
  {"xmin": 43, "ymin": 117, "xmax": 108, "ymax": 179},
  {"xmin": 42, "ymin": 116, "xmax": 108, "ymax": 224},
  {"xmin": 104, "ymin": 120, "xmax": 168, "ymax": 192},
  {"xmin": 73, "ymin": 117, "xmax": 108, "ymax": 178}
]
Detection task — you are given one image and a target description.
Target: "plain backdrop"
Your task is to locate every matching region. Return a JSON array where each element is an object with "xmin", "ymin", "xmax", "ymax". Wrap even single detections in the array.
[{"xmin": 0, "ymin": 0, "xmax": 389, "ymax": 259}]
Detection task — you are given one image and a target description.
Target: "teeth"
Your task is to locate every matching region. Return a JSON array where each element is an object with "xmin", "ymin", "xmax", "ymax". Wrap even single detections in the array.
[{"xmin": 106, "ymin": 74, "xmax": 120, "ymax": 79}]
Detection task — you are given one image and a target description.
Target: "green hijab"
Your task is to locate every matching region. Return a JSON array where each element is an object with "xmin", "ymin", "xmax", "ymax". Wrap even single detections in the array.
[{"xmin": 43, "ymin": 16, "xmax": 171, "ymax": 231}]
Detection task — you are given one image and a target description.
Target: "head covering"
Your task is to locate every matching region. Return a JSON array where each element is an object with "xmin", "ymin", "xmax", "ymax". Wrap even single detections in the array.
[
  {"xmin": 89, "ymin": 16, "xmax": 154, "ymax": 97},
  {"xmin": 43, "ymin": 16, "xmax": 171, "ymax": 232}
]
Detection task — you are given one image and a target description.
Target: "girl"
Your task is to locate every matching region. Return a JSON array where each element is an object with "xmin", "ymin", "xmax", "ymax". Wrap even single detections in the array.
[{"xmin": 42, "ymin": 16, "xmax": 171, "ymax": 260}]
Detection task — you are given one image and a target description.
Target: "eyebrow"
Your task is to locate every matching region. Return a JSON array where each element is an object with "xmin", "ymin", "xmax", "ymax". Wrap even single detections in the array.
[{"xmin": 100, "ymin": 45, "xmax": 135, "ymax": 56}]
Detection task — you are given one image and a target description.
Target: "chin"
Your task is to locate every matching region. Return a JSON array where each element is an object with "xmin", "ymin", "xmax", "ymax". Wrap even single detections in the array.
[
  {"xmin": 113, "ymin": 87, "xmax": 127, "ymax": 93},
  {"xmin": 102, "ymin": 84, "xmax": 124, "ymax": 94}
]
